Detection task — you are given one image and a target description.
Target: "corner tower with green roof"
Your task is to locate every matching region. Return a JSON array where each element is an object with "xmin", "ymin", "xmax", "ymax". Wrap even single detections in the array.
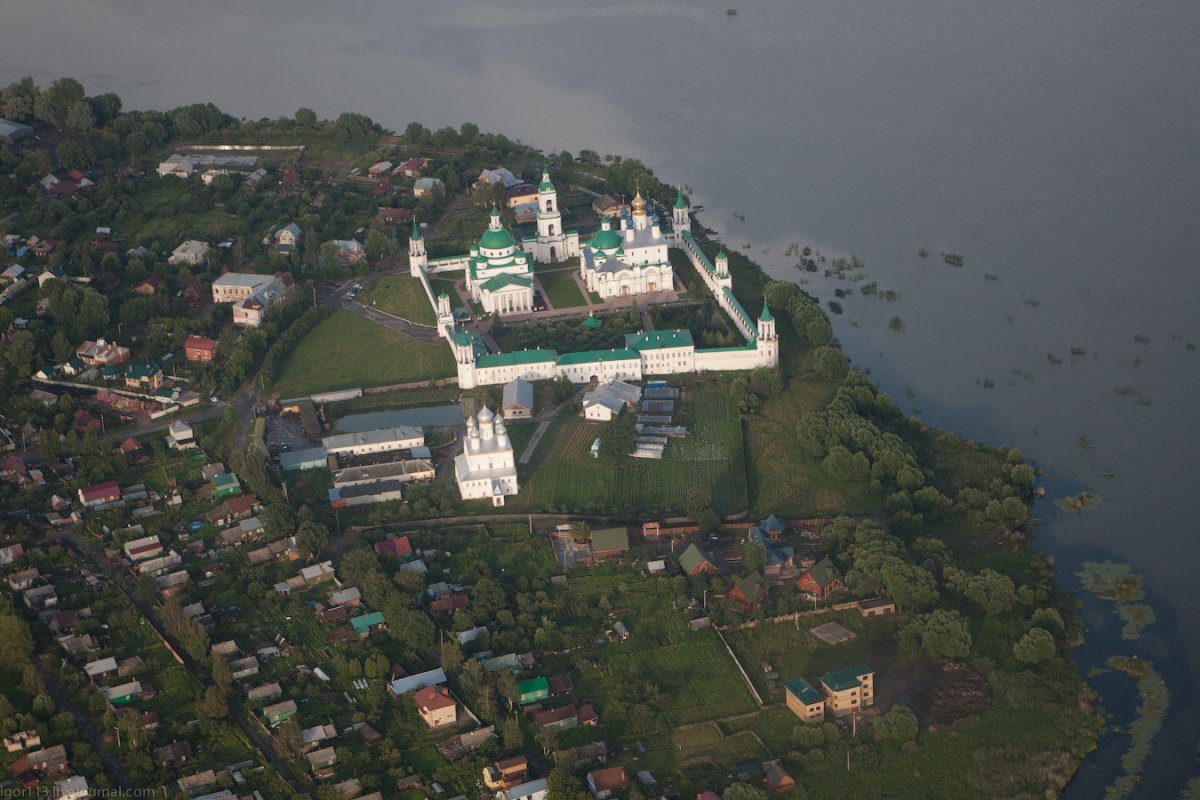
[
  {"xmin": 672, "ymin": 188, "xmax": 689, "ymax": 233},
  {"xmin": 408, "ymin": 217, "xmax": 427, "ymax": 275}
]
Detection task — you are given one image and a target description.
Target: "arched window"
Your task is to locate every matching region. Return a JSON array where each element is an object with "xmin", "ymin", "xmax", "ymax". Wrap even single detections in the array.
[{"xmin": 549, "ymin": 224, "xmax": 555, "ymax": 236}]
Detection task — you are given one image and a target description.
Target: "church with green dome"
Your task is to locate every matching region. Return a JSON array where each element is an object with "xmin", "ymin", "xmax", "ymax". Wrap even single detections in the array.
[
  {"xmin": 461, "ymin": 207, "xmax": 537, "ymax": 315},
  {"xmin": 579, "ymin": 186, "xmax": 674, "ymax": 300}
]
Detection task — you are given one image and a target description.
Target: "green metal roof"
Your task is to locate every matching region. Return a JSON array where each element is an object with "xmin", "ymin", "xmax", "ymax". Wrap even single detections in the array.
[
  {"xmin": 125, "ymin": 363, "xmax": 160, "ymax": 380},
  {"xmin": 518, "ymin": 677, "xmax": 549, "ymax": 698},
  {"xmin": 675, "ymin": 190, "xmax": 686, "ymax": 210},
  {"xmin": 759, "ymin": 298, "xmax": 773, "ymax": 322},
  {"xmin": 212, "ymin": 473, "xmax": 240, "ymax": 489},
  {"xmin": 785, "ymin": 678, "xmax": 823, "ymax": 705},
  {"xmin": 411, "ymin": 219, "xmax": 421, "ymax": 241},
  {"xmin": 590, "ymin": 527, "xmax": 630, "ymax": 553},
  {"xmin": 821, "ymin": 664, "xmax": 873, "ymax": 692},
  {"xmin": 804, "ymin": 557, "xmax": 842, "ymax": 589},
  {"xmin": 479, "ymin": 273, "xmax": 532, "ymax": 291},
  {"xmin": 589, "ymin": 227, "xmax": 622, "ymax": 251},
  {"xmin": 478, "ymin": 227, "xmax": 516, "ymax": 251},
  {"xmin": 625, "ymin": 329, "xmax": 694, "ymax": 351},
  {"xmin": 734, "ymin": 572, "xmax": 768, "ymax": 605},
  {"xmin": 679, "ymin": 543, "xmax": 714, "ymax": 575},
  {"xmin": 476, "ymin": 349, "xmax": 558, "ymax": 368},
  {"xmin": 581, "ymin": 312, "xmax": 602, "ymax": 330},
  {"xmin": 556, "ymin": 348, "xmax": 640, "ymax": 366},
  {"xmin": 716, "ymin": 248, "xmax": 727, "ymax": 261},
  {"xmin": 539, "ymin": 171, "xmax": 555, "ymax": 193},
  {"xmin": 351, "ymin": 611, "xmax": 386, "ymax": 632}
]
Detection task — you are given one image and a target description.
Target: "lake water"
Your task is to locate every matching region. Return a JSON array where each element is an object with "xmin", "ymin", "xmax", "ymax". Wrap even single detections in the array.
[
  {"xmin": 334, "ymin": 404, "xmax": 463, "ymax": 433},
  {"xmin": 4, "ymin": 0, "xmax": 1199, "ymax": 794}
]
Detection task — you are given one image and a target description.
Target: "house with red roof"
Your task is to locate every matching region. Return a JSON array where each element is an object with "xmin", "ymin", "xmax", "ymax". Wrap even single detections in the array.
[
  {"xmin": 184, "ymin": 335, "xmax": 219, "ymax": 363},
  {"xmin": 414, "ymin": 685, "xmax": 459, "ymax": 729},
  {"xmin": 374, "ymin": 536, "xmax": 413, "ymax": 559},
  {"xmin": 78, "ymin": 480, "xmax": 120, "ymax": 508}
]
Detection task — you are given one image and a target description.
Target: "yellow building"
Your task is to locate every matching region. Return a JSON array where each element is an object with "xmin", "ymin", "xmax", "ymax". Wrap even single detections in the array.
[
  {"xmin": 819, "ymin": 664, "xmax": 874, "ymax": 717},
  {"xmin": 784, "ymin": 678, "xmax": 825, "ymax": 722}
]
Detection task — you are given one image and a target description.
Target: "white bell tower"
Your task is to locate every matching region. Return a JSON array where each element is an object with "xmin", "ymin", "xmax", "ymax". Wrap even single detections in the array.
[
  {"xmin": 756, "ymin": 297, "xmax": 779, "ymax": 366},
  {"xmin": 672, "ymin": 189, "xmax": 689, "ymax": 236}
]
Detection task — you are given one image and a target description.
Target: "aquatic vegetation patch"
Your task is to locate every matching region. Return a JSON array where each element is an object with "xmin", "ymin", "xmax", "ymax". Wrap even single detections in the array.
[
  {"xmin": 1104, "ymin": 656, "xmax": 1168, "ymax": 800},
  {"xmin": 1077, "ymin": 561, "xmax": 1144, "ymax": 602},
  {"xmin": 1056, "ymin": 491, "xmax": 1100, "ymax": 514}
]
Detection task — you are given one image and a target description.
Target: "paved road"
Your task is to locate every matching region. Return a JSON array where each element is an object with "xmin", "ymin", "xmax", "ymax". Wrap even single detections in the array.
[
  {"xmin": 345, "ymin": 300, "xmax": 441, "ymax": 341},
  {"xmin": 60, "ymin": 531, "xmax": 309, "ymax": 794}
]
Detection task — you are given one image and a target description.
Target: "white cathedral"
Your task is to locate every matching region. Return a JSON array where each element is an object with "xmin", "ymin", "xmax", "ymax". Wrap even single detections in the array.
[
  {"xmin": 453, "ymin": 407, "xmax": 519, "ymax": 506},
  {"xmin": 579, "ymin": 187, "xmax": 673, "ymax": 299},
  {"xmin": 409, "ymin": 168, "xmax": 580, "ymax": 317}
]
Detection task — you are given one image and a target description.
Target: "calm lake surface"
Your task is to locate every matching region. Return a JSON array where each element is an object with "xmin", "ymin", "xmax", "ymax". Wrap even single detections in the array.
[{"xmin": 4, "ymin": 0, "xmax": 1199, "ymax": 794}]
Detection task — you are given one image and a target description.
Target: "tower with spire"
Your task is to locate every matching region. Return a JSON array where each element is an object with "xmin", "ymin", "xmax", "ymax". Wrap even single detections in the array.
[
  {"xmin": 408, "ymin": 219, "xmax": 427, "ymax": 276},
  {"xmin": 672, "ymin": 189, "xmax": 689, "ymax": 237},
  {"xmin": 756, "ymin": 296, "xmax": 779, "ymax": 366}
]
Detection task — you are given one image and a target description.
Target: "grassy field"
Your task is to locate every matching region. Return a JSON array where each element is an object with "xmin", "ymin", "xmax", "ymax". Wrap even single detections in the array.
[
  {"xmin": 725, "ymin": 610, "xmax": 902, "ymax": 701},
  {"xmin": 537, "ymin": 269, "xmax": 588, "ymax": 308},
  {"xmin": 270, "ymin": 309, "xmax": 456, "ymax": 398},
  {"xmin": 360, "ymin": 275, "xmax": 436, "ymax": 324},
  {"xmin": 513, "ymin": 380, "xmax": 747, "ymax": 513},
  {"xmin": 426, "ymin": 203, "xmax": 490, "ymax": 257}
]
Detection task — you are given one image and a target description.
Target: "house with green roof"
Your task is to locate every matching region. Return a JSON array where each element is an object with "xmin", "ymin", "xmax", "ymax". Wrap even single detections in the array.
[
  {"xmin": 589, "ymin": 528, "xmax": 630, "ymax": 558},
  {"xmin": 785, "ymin": 678, "xmax": 825, "ymax": 722},
  {"xmin": 517, "ymin": 677, "xmax": 550, "ymax": 705},
  {"xmin": 124, "ymin": 363, "xmax": 164, "ymax": 391},
  {"xmin": 679, "ymin": 543, "xmax": 717, "ymax": 576},
  {"xmin": 820, "ymin": 665, "xmax": 874, "ymax": 717},
  {"xmin": 797, "ymin": 557, "xmax": 844, "ymax": 600},
  {"xmin": 350, "ymin": 611, "xmax": 387, "ymax": 638},
  {"xmin": 726, "ymin": 572, "xmax": 769, "ymax": 611},
  {"xmin": 211, "ymin": 472, "xmax": 241, "ymax": 499}
]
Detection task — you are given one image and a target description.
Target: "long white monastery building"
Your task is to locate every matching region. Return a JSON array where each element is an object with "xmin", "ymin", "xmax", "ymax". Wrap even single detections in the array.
[{"xmin": 407, "ymin": 171, "xmax": 779, "ymax": 390}]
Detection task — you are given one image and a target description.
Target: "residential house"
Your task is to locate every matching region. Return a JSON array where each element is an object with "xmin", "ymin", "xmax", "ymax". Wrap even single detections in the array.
[
  {"xmin": 819, "ymin": 665, "xmax": 875, "ymax": 717},
  {"xmin": 483, "ymin": 755, "xmax": 529, "ymax": 791},
  {"xmin": 429, "ymin": 593, "xmax": 468, "ymax": 615},
  {"xmin": 211, "ymin": 472, "xmax": 241, "ymax": 498},
  {"xmin": 502, "ymin": 378, "xmax": 534, "ymax": 419},
  {"xmin": 0, "ymin": 543, "xmax": 27, "ymax": 567},
  {"xmin": 517, "ymin": 677, "xmax": 550, "ymax": 705},
  {"xmin": 587, "ymin": 766, "xmax": 628, "ymax": 800},
  {"xmin": 124, "ymin": 363, "xmax": 164, "ymax": 391},
  {"xmin": 497, "ymin": 779, "xmax": 548, "ymax": 800},
  {"xmin": 78, "ymin": 480, "xmax": 120, "ymax": 508},
  {"xmin": 274, "ymin": 223, "xmax": 302, "ymax": 251},
  {"xmin": 394, "ymin": 157, "xmax": 430, "ymax": 178},
  {"xmin": 591, "ymin": 194, "xmax": 624, "ymax": 219},
  {"xmin": 246, "ymin": 682, "xmax": 283, "ymax": 703},
  {"xmin": 102, "ymin": 680, "xmax": 142, "ymax": 705},
  {"xmin": 350, "ymin": 611, "xmax": 387, "ymax": 638},
  {"xmin": 590, "ymin": 528, "xmax": 630, "ymax": 559},
  {"xmin": 184, "ymin": 335, "xmax": 219, "ymax": 363},
  {"xmin": 388, "ymin": 667, "xmax": 447, "ymax": 696},
  {"xmin": 796, "ymin": 556, "xmax": 844, "ymax": 599},
  {"xmin": 118, "ymin": 437, "xmax": 149, "ymax": 464},
  {"xmin": 413, "ymin": 176, "xmax": 443, "ymax": 197},
  {"xmin": 211, "ymin": 272, "xmax": 290, "ymax": 327},
  {"xmin": 329, "ymin": 239, "xmax": 366, "ymax": 265},
  {"xmin": 305, "ymin": 747, "xmax": 336, "ymax": 775},
  {"xmin": 478, "ymin": 167, "xmax": 521, "ymax": 188},
  {"xmin": 168, "ymin": 240, "xmax": 209, "ymax": 265},
  {"xmin": 301, "ymin": 723, "xmax": 337, "ymax": 750},
  {"xmin": 168, "ymin": 419, "xmax": 196, "ymax": 449},
  {"xmin": 373, "ymin": 536, "xmax": 413, "ymax": 559},
  {"xmin": 8, "ymin": 567, "xmax": 39, "ymax": 590},
  {"xmin": 263, "ymin": 699, "xmax": 298, "ymax": 726},
  {"xmin": 679, "ymin": 543, "xmax": 717, "ymax": 576},
  {"xmin": 11, "ymin": 744, "xmax": 69, "ymax": 784},
  {"xmin": 205, "ymin": 493, "xmax": 260, "ymax": 526},
  {"xmin": 123, "ymin": 535, "xmax": 163, "ymax": 561},
  {"xmin": 413, "ymin": 685, "xmax": 458, "ymax": 729},
  {"xmin": 133, "ymin": 275, "xmax": 163, "ymax": 295},
  {"xmin": 328, "ymin": 587, "xmax": 362, "ymax": 607},
  {"xmin": 725, "ymin": 572, "xmax": 769, "ymax": 611},
  {"xmin": 3, "ymin": 730, "xmax": 41, "ymax": 753},
  {"xmin": 54, "ymin": 776, "xmax": 89, "ymax": 800},
  {"xmin": 84, "ymin": 656, "xmax": 120, "ymax": 681},
  {"xmin": 761, "ymin": 761, "xmax": 796, "ymax": 794},
  {"xmin": 76, "ymin": 339, "xmax": 130, "ymax": 367},
  {"xmin": 153, "ymin": 740, "xmax": 193, "ymax": 768},
  {"xmin": 784, "ymin": 678, "xmax": 825, "ymax": 722},
  {"xmin": 747, "ymin": 526, "xmax": 795, "ymax": 579},
  {"xmin": 857, "ymin": 597, "xmax": 897, "ymax": 618},
  {"xmin": 367, "ymin": 161, "xmax": 394, "ymax": 176},
  {"xmin": 37, "ymin": 263, "xmax": 65, "ymax": 287}
]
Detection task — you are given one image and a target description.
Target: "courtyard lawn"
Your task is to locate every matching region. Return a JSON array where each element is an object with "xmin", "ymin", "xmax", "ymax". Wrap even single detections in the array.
[
  {"xmin": 270, "ymin": 309, "xmax": 456, "ymax": 398},
  {"xmin": 536, "ymin": 269, "xmax": 588, "ymax": 308},
  {"xmin": 513, "ymin": 380, "xmax": 748, "ymax": 513},
  {"xmin": 428, "ymin": 274, "xmax": 465, "ymax": 309},
  {"xmin": 360, "ymin": 276, "xmax": 436, "ymax": 324}
]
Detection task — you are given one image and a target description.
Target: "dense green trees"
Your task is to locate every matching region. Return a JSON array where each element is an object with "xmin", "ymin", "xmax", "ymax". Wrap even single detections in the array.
[
  {"xmin": 1013, "ymin": 627, "xmax": 1057, "ymax": 664},
  {"xmin": 906, "ymin": 609, "xmax": 972, "ymax": 658}
]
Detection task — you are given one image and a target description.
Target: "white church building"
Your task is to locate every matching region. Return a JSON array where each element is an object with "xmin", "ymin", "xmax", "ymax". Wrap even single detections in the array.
[
  {"xmin": 579, "ymin": 187, "xmax": 673, "ymax": 299},
  {"xmin": 453, "ymin": 407, "xmax": 520, "ymax": 506}
]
